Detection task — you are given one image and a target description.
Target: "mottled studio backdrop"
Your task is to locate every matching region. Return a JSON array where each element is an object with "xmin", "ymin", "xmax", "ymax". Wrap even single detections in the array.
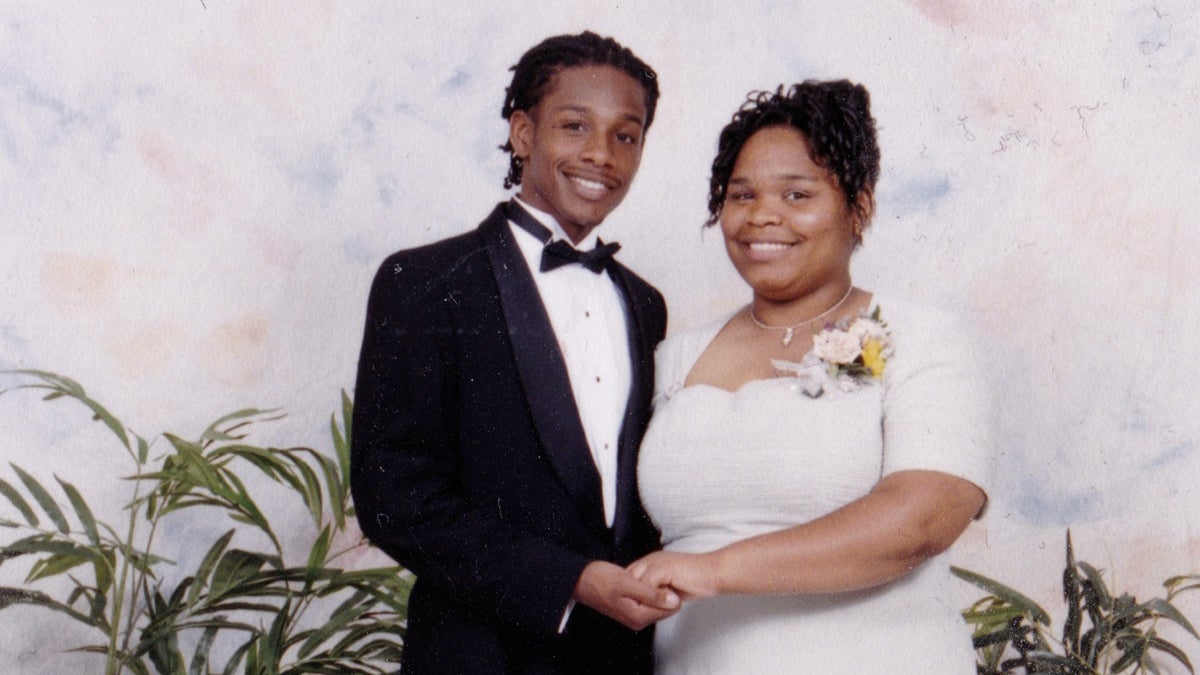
[{"xmin": 2, "ymin": 1, "xmax": 1198, "ymax": 670}]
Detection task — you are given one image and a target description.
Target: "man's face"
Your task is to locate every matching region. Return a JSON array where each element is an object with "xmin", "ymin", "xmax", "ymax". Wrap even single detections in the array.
[{"xmin": 508, "ymin": 64, "xmax": 648, "ymax": 244}]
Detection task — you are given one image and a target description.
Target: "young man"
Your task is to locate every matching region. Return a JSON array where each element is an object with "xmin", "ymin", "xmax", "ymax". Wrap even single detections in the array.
[{"xmin": 351, "ymin": 32, "xmax": 677, "ymax": 674}]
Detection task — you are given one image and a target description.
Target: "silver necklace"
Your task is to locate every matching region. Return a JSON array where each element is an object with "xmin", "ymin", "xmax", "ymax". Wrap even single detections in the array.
[{"xmin": 749, "ymin": 286, "xmax": 854, "ymax": 346}]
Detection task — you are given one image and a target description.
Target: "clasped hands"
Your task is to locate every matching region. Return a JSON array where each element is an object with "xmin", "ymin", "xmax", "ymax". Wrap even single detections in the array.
[{"xmin": 574, "ymin": 550, "xmax": 718, "ymax": 631}]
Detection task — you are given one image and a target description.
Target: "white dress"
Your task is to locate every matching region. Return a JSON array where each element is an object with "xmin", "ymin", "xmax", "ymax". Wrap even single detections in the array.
[{"xmin": 638, "ymin": 297, "xmax": 990, "ymax": 674}]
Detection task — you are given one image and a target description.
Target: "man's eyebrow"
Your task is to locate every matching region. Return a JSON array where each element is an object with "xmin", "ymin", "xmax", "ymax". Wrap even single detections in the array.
[{"xmin": 551, "ymin": 104, "xmax": 645, "ymax": 126}]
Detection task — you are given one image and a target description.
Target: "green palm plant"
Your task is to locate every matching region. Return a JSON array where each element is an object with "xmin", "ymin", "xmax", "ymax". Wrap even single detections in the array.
[
  {"xmin": 953, "ymin": 531, "xmax": 1199, "ymax": 674},
  {"xmin": 0, "ymin": 370, "xmax": 411, "ymax": 674}
]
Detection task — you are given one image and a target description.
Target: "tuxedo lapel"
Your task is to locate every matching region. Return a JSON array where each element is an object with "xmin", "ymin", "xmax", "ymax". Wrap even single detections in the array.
[
  {"xmin": 479, "ymin": 205, "xmax": 608, "ymax": 535},
  {"xmin": 607, "ymin": 264, "xmax": 655, "ymax": 544}
]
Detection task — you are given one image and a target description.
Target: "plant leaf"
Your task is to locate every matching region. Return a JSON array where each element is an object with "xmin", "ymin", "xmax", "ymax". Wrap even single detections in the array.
[
  {"xmin": 189, "ymin": 625, "xmax": 220, "ymax": 675},
  {"xmin": 187, "ymin": 601, "xmax": 283, "ymax": 616},
  {"xmin": 0, "ymin": 586, "xmax": 103, "ymax": 627},
  {"xmin": 200, "ymin": 408, "xmax": 284, "ymax": 444},
  {"xmin": 136, "ymin": 434, "xmax": 150, "ymax": 465},
  {"xmin": 297, "ymin": 592, "xmax": 369, "ymax": 659},
  {"xmin": 94, "ymin": 548, "xmax": 115, "ymax": 596},
  {"xmin": 313, "ymin": 446, "xmax": 346, "ymax": 530},
  {"xmin": 11, "ymin": 465, "xmax": 70, "ymax": 534},
  {"xmin": 2, "ymin": 370, "xmax": 132, "ymax": 451},
  {"xmin": 1, "ymin": 369, "xmax": 82, "ymax": 396},
  {"xmin": 28, "ymin": 548, "xmax": 95, "ymax": 581},
  {"xmin": 218, "ymin": 470, "xmax": 276, "ymax": 546},
  {"xmin": 207, "ymin": 549, "xmax": 267, "ymax": 601},
  {"xmin": 5, "ymin": 536, "xmax": 78, "ymax": 556},
  {"xmin": 220, "ymin": 635, "xmax": 256, "ymax": 675},
  {"xmin": 1023, "ymin": 650, "xmax": 1081, "ymax": 668},
  {"xmin": 1141, "ymin": 597, "xmax": 1200, "ymax": 640},
  {"xmin": 306, "ymin": 524, "xmax": 332, "ymax": 587},
  {"xmin": 145, "ymin": 625, "xmax": 185, "ymax": 675},
  {"xmin": 340, "ymin": 390, "xmax": 353, "ymax": 468},
  {"xmin": 1147, "ymin": 635, "xmax": 1194, "ymax": 671},
  {"xmin": 1110, "ymin": 630, "xmax": 1149, "ymax": 672},
  {"xmin": 0, "ymin": 476, "xmax": 38, "ymax": 526},
  {"xmin": 260, "ymin": 598, "xmax": 290, "ymax": 670},
  {"xmin": 1164, "ymin": 573, "xmax": 1200, "ymax": 595},
  {"xmin": 187, "ymin": 529, "xmax": 235, "ymax": 609},
  {"xmin": 1077, "ymin": 560, "xmax": 1114, "ymax": 610},
  {"xmin": 218, "ymin": 444, "xmax": 324, "ymax": 526},
  {"xmin": 56, "ymin": 476, "xmax": 100, "ymax": 546},
  {"xmin": 1063, "ymin": 531, "xmax": 1083, "ymax": 653},
  {"xmin": 290, "ymin": 449, "xmax": 326, "ymax": 525},
  {"xmin": 952, "ymin": 566, "xmax": 1053, "ymax": 625}
]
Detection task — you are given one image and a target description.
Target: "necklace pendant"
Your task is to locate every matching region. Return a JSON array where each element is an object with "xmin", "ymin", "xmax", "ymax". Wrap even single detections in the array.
[{"xmin": 782, "ymin": 327, "xmax": 794, "ymax": 346}]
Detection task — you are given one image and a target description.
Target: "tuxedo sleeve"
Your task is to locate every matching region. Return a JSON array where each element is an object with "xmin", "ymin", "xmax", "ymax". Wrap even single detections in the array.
[{"xmin": 350, "ymin": 251, "xmax": 592, "ymax": 640}]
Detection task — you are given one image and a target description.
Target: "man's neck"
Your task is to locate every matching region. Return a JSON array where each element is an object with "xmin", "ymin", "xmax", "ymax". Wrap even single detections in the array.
[{"xmin": 513, "ymin": 196, "xmax": 602, "ymax": 248}]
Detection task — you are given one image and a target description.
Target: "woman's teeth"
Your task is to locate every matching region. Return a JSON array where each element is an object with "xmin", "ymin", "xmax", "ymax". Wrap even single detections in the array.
[{"xmin": 749, "ymin": 242, "xmax": 792, "ymax": 252}]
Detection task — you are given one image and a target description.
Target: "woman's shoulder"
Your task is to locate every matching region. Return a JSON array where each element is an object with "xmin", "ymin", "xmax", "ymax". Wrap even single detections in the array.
[
  {"xmin": 866, "ymin": 293, "xmax": 989, "ymax": 396},
  {"xmin": 873, "ymin": 294, "xmax": 989, "ymax": 429},
  {"xmin": 871, "ymin": 294, "xmax": 974, "ymax": 353},
  {"xmin": 654, "ymin": 309, "xmax": 740, "ymax": 396},
  {"xmin": 870, "ymin": 293, "xmax": 960, "ymax": 328}
]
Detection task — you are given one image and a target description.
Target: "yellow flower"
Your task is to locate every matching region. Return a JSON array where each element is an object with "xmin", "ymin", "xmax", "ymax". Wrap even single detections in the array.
[{"xmin": 861, "ymin": 339, "xmax": 887, "ymax": 379}]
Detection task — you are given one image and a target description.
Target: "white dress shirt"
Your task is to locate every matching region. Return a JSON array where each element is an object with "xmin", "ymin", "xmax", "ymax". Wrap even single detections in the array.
[{"xmin": 508, "ymin": 197, "xmax": 633, "ymax": 529}]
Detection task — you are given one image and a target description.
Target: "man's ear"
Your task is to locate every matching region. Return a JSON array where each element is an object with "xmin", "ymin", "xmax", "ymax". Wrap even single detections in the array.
[{"xmin": 509, "ymin": 110, "xmax": 534, "ymax": 159}]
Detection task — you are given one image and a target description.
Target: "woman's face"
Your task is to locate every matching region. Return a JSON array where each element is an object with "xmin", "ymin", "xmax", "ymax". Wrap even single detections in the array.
[{"xmin": 720, "ymin": 125, "xmax": 860, "ymax": 303}]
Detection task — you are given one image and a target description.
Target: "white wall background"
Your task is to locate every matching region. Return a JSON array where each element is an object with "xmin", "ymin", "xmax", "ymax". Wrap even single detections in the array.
[{"xmin": 2, "ymin": 1, "xmax": 1198, "ymax": 670}]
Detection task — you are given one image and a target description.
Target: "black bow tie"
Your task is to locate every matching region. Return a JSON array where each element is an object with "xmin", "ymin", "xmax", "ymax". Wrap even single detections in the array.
[
  {"xmin": 505, "ymin": 200, "xmax": 621, "ymax": 274},
  {"xmin": 541, "ymin": 239, "xmax": 621, "ymax": 273}
]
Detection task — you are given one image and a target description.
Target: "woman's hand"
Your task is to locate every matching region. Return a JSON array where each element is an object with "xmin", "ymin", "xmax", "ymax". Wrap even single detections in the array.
[
  {"xmin": 573, "ymin": 561, "xmax": 681, "ymax": 630},
  {"xmin": 628, "ymin": 550, "xmax": 722, "ymax": 601}
]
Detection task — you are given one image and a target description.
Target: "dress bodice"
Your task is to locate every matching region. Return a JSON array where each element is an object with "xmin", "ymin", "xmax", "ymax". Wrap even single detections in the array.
[{"xmin": 640, "ymin": 377, "xmax": 885, "ymax": 555}]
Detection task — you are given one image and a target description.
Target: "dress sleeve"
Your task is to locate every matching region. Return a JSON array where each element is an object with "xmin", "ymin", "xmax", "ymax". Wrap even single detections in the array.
[
  {"xmin": 652, "ymin": 314, "xmax": 732, "ymax": 406},
  {"xmin": 880, "ymin": 303, "xmax": 992, "ymax": 508}
]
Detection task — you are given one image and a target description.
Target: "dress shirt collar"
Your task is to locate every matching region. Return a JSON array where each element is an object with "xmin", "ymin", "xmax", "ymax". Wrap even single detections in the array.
[{"xmin": 511, "ymin": 196, "xmax": 602, "ymax": 252}]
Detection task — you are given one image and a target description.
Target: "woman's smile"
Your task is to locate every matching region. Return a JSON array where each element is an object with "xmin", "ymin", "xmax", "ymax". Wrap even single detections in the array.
[
  {"xmin": 741, "ymin": 239, "xmax": 799, "ymax": 262},
  {"xmin": 720, "ymin": 125, "xmax": 858, "ymax": 303}
]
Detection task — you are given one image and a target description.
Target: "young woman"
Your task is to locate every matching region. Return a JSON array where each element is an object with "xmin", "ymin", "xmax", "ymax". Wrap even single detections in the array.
[{"xmin": 634, "ymin": 80, "xmax": 989, "ymax": 673}]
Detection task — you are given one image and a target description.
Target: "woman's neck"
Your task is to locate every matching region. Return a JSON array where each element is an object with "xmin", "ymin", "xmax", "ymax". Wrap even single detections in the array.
[{"xmin": 751, "ymin": 281, "xmax": 856, "ymax": 329}]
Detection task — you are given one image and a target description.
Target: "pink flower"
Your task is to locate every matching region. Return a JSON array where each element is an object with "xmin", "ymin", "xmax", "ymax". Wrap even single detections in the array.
[{"xmin": 812, "ymin": 328, "xmax": 862, "ymax": 365}]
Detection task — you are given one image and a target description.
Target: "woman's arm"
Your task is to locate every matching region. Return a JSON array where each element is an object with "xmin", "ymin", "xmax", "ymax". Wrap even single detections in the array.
[{"xmin": 629, "ymin": 469, "xmax": 985, "ymax": 599}]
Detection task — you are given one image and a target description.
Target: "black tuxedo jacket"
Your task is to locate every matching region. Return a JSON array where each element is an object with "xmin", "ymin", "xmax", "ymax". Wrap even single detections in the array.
[{"xmin": 351, "ymin": 203, "xmax": 667, "ymax": 674}]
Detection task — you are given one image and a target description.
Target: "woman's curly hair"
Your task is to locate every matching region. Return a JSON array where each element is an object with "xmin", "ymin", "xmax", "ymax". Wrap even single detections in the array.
[{"xmin": 707, "ymin": 80, "xmax": 880, "ymax": 228}]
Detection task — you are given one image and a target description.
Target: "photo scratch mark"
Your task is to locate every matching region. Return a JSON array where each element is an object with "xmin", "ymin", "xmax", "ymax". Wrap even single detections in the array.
[
  {"xmin": 993, "ymin": 130, "xmax": 1024, "ymax": 154},
  {"xmin": 955, "ymin": 116, "xmax": 975, "ymax": 141},
  {"xmin": 1140, "ymin": 5, "xmax": 1171, "ymax": 55},
  {"xmin": 1070, "ymin": 102, "xmax": 1105, "ymax": 139}
]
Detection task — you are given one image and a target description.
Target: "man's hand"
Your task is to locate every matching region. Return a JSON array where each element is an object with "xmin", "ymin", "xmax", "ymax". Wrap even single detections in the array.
[
  {"xmin": 572, "ymin": 560, "xmax": 681, "ymax": 630},
  {"xmin": 628, "ymin": 550, "xmax": 721, "ymax": 601}
]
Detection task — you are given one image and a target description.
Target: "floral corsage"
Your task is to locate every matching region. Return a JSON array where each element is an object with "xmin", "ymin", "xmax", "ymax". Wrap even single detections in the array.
[{"xmin": 772, "ymin": 306, "xmax": 892, "ymax": 398}]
